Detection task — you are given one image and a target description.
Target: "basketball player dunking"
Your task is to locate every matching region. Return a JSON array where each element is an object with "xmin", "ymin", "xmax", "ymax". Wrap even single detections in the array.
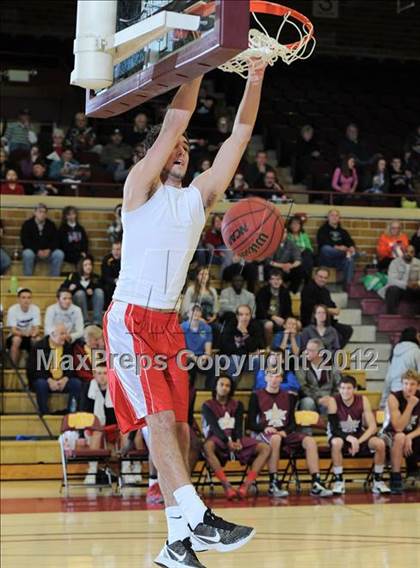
[{"xmin": 103, "ymin": 61, "xmax": 267, "ymax": 568}]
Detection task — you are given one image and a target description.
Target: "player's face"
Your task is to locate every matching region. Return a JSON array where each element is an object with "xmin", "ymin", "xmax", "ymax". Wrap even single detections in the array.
[
  {"xmin": 216, "ymin": 377, "xmax": 232, "ymax": 398},
  {"xmin": 402, "ymin": 378, "xmax": 418, "ymax": 397},
  {"xmin": 339, "ymin": 382, "xmax": 355, "ymax": 402},
  {"xmin": 164, "ymin": 136, "xmax": 190, "ymax": 180},
  {"xmin": 18, "ymin": 292, "xmax": 32, "ymax": 309},
  {"xmin": 265, "ymin": 372, "xmax": 283, "ymax": 390},
  {"xmin": 94, "ymin": 367, "xmax": 108, "ymax": 389}
]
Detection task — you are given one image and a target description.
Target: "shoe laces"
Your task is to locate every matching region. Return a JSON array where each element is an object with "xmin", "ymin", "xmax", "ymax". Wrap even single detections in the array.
[{"xmin": 204, "ymin": 508, "xmax": 235, "ymax": 530}]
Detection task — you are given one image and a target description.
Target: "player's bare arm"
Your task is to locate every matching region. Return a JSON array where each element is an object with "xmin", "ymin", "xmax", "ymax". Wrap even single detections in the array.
[
  {"xmin": 388, "ymin": 392, "xmax": 419, "ymax": 432},
  {"xmin": 123, "ymin": 76, "xmax": 203, "ymax": 211},
  {"xmin": 358, "ymin": 396, "xmax": 377, "ymax": 443},
  {"xmin": 193, "ymin": 60, "xmax": 267, "ymax": 212}
]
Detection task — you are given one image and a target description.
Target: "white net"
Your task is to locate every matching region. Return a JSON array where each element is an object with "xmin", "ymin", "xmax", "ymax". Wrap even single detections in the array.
[{"xmin": 219, "ymin": 10, "xmax": 316, "ymax": 79}]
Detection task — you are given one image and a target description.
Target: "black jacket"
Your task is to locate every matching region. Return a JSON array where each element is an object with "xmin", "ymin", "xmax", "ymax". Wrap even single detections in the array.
[
  {"xmin": 317, "ymin": 222, "xmax": 355, "ymax": 249},
  {"xmin": 59, "ymin": 222, "xmax": 88, "ymax": 263},
  {"xmin": 300, "ymin": 279, "xmax": 336, "ymax": 327},
  {"xmin": 20, "ymin": 217, "xmax": 59, "ymax": 252},
  {"xmin": 79, "ymin": 382, "xmax": 117, "ymax": 426},
  {"xmin": 101, "ymin": 253, "xmax": 121, "ymax": 286},
  {"xmin": 255, "ymin": 284, "xmax": 292, "ymax": 321},
  {"xmin": 27, "ymin": 335, "xmax": 74, "ymax": 386},
  {"xmin": 61, "ymin": 271, "xmax": 103, "ymax": 294},
  {"xmin": 220, "ymin": 320, "xmax": 265, "ymax": 356}
]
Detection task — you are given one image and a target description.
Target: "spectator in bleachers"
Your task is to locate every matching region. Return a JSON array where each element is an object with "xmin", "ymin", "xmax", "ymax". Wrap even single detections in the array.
[
  {"xmin": 44, "ymin": 288, "xmax": 84, "ymax": 343},
  {"xmin": 376, "ymin": 221, "xmax": 409, "ymax": 272},
  {"xmin": 317, "ymin": 209, "xmax": 357, "ymax": 287},
  {"xmin": 292, "ymin": 124, "xmax": 321, "ymax": 185},
  {"xmin": 219, "ymin": 274, "xmax": 256, "ymax": 324},
  {"xmin": 331, "ymin": 155, "xmax": 358, "ymax": 203},
  {"xmin": 365, "ymin": 157, "xmax": 389, "ymax": 195},
  {"xmin": 58, "ymin": 205, "xmax": 89, "ymax": 266},
  {"xmin": 0, "ymin": 147, "xmax": 12, "ymax": 178},
  {"xmin": 248, "ymin": 368, "xmax": 332, "ymax": 497},
  {"xmin": 181, "ymin": 267, "xmax": 219, "ymax": 324},
  {"xmin": 226, "ymin": 172, "xmax": 249, "ymax": 200},
  {"xmin": 125, "ymin": 112, "xmax": 149, "ymax": 146},
  {"xmin": 20, "ymin": 203, "xmax": 65, "ymax": 276},
  {"xmin": 4, "ymin": 108, "xmax": 37, "ymax": 155},
  {"xmin": 61, "ymin": 256, "xmax": 104, "ymax": 326},
  {"xmin": 45, "ymin": 129, "xmax": 66, "ymax": 162},
  {"xmin": 389, "ymin": 157, "xmax": 414, "ymax": 206},
  {"xmin": 382, "ymin": 369, "xmax": 420, "ymax": 494},
  {"xmin": 28, "ymin": 161, "xmax": 58, "ymax": 196},
  {"xmin": 267, "ymin": 228, "xmax": 304, "ymax": 293},
  {"xmin": 245, "ymin": 150, "xmax": 274, "ymax": 188},
  {"xmin": 297, "ymin": 338, "xmax": 340, "ymax": 415},
  {"xmin": 256, "ymin": 269, "xmax": 292, "ymax": 348},
  {"xmin": 181, "ymin": 304, "xmax": 214, "ymax": 388},
  {"xmin": 286, "ymin": 215, "xmax": 314, "ymax": 283},
  {"xmin": 0, "ymin": 220, "xmax": 11, "ymax": 275},
  {"xmin": 27, "ymin": 323, "xmax": 82, "ymax": 415},
  {"xmin": 18, "ymin": 145, "xmax": 42, "ymax": 178},
  {"xmin": 258, "ymin": 171, "xmax": 286, "ymax": 201},
  {"xmin": 254, "ymin": 350, "xmax": 300, "ymax": 392},
  {"xmin": 222, "ymin": 253, "xmax": 260, "ymax": 294},
  {"xmin": 380, "ymin": 327, "xmax": 420, "ymax": 408},
  {"xmin": 101, "ymin": 240, "xmax": 121, "ymax": 307},
  {"xmin": 338, "ymin": 123, "xmax": 374, "ymax": 181},
  {"xmin": 49, "ymin": 148, "xmax": 90, "ymax": 184},
  {"xmin": 327, "ymin": 375, "xmax": 390, "ymax": 495},
  {"xmin": 203, "ymin": 214, "xmax": 226, "ymax": 265},
  {"xmin": 6, "ymin": 288, "xmax": 41, "ymax": 366},
  {"xmin": 411, "ymin": 223, "xmax": 420, "ymax": 258},
  {"xmin": 114, "ymin": 142, "xmax": 145, "ymax": 182},
  {"xmin": 65, "ymin": 112, "xmax": 97, "ymax": 155},
  {"xmin": 300, "ymin": 267, "xmax": 353, "ymax": 348},
  {"xmin": 272, "ymin": 316, "xmax": 302, "ymax": 358},
  {"xmin": 379, "ymin": 244, "xmax": 420, "ymax": 314},
  {"xmin": 193, "ymin": 156, "xmax": 212, "ymax": 179},
  {"xmin": 404, "ymin": 125, "xmax": 420, "ymax": 178},
  {"xmin": 301, "ymin": 304, "xmax": 340, "ymax": 355},
  {"xmin": 1, "ymin": 169, "xmax": 24, "ymax": 195},
  {"xmin": 207, "ymin": 116, "xmax": 231, "ymax": 156},
  {"xmin": 73, "ymin": 324, "xmax": 104, "ymax": 383},
  {"xmin": 193, "ymin": 92, "xmax": 216, "ymax": 129},
  {"xmin": 100, "ymin": 129, "xmax": 132, "ymax": 173},
  {"xmin": 220, "ymin": 304, "xmax": 264, "ymax": 381},
  {"xmin": 202, "ymin": 374, "xmax": 270, "ymax": 499},
  {"xmin": 107, "ymin": 204, "xmax": 123, "ymax": 244}
]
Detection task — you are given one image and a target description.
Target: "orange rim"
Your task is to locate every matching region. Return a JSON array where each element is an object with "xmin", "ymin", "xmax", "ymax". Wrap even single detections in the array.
[{"xmin": 249, "ymin": 0, "xmax": 314, "ymax": 51}]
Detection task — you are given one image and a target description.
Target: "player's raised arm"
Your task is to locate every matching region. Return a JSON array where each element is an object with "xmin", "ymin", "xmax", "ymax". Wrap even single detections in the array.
[
  {"xmin": 194, "ymin": 61, "xmax": 267, "ymax": 212},
  {"xmin": 123, "ymin": 76, "xmax": 203, "ymax": 211}
]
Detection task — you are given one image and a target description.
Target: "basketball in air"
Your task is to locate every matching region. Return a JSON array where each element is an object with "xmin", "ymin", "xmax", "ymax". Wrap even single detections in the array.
[{"xmin": 221, "ymin": 197, "xmax": 285, "ymax": 261}]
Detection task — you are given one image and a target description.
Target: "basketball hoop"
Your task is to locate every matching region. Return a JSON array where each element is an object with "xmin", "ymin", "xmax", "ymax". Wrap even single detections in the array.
[{"xmin": 219, "ymin": 1, "xmax": 316, "ymax": 78}]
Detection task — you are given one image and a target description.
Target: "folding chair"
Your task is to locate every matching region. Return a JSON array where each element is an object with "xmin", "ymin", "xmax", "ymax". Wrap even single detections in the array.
[
  {"xmin": 117, "ymin": 445, "xmax": 149, "ymax": 491},
  {"xmin": 59, "ymin": 412, "xmax": 113, "ymax": 496}
]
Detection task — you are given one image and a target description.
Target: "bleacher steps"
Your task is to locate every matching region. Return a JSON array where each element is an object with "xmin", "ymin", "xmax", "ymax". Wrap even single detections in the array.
[
  {"xmin": 0, "ymin": 440, "xmax": 60, "ymax": 464},
  {"xmin": 339, "ymin": 309, "xmax": 361, "ymax": 325},
  {"xmin": 1, "ymin": 415, "xmax": 62, "ymax": 437},
  {"xmin": 349, "ymin": 325, "xmax": 377, "ymax": 343}
]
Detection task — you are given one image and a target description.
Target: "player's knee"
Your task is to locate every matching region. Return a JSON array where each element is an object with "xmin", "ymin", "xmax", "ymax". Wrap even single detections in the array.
[
  {"xmin": 11, "ymin": 335, "xmax": 22, "ymax": 346},
  {"xmin": 393, "ymin": 432, "xmax": 406, "ymax": 445},
  {"xmin": 303, "ymin": 436, "xmax": 316, "ymax": 449},
  {"xmin": 331, "ymin": 437, "xmax": 343, "ymax": 449},
  {"xmin": 203, "ymin": 439, "xmax": 215, "ymax": 454},
  {"xmin": 258, "ymin": 442, "xmax": 271, "ymax": 456},
  {"xmin": 270, "ymin": 434, "xmax": 281, "ymax": 447},
  {"xmin": 264, "ymin": 320, "xmax": 273, "ymax": 331}
]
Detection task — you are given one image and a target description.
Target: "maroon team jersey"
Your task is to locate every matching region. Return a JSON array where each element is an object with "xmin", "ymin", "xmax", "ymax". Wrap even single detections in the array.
[
  {"xmin": 386, "ymin": 390, "xmax": 420, "ymax": 434},
  {"xmin": 334, "ymin": 393, "xmax": 364, "ymax": 438},
  {"xmin": 255, "ymin": 389, "xmax": 296, "ymax": 430},
  {"xmin": 202, "ymin": 398, "xmax": 240, "ymax": 438}
]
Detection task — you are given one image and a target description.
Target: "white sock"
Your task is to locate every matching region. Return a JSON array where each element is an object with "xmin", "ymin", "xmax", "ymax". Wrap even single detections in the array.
[
  {"xmin": 165, "ymin": 506, "xmax": 190, "ymax": 545},
  {"xmin": 333, "ymin": 466, "xmax": 343, "ymax": 476},
  {"xmin": 374, "ymin": 465, "xmax": 384, "ymax": 475},
  {"xmin": 149, "ymin": 477, "xmax": 158, "ymax": 488},
  {"xmin": 173, "ymin": 484, "xmax": 207, "ymax": 530},
  {"xmin": 87, "ymin": 461, "xmax": 98, "ymax": 474}
]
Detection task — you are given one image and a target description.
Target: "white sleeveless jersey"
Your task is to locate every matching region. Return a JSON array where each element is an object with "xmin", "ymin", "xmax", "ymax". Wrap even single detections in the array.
[{"xmin": 113, "ymin": 183, "xmax": 206, "ymax": 309}]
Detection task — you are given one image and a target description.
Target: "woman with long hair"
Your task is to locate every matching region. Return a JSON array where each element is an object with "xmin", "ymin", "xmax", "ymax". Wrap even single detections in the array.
[
  {"xmin": 58, "ymin": 205, "xmax": 89, "ymax": 265},
  {"xmin": 301, "ymin": 304, "xmax": 340, "ymax": 354},
  {"xmin": 331, "ymin": 154, "xmax": 358, "ymax": 205},
  {"xmin": 181, "ymin": 266, "xmax": 219, "ymax": 323},
  {"xmin": 380, "ymin": 327, "xmax": 420, "ymax": 407},
  {"xmin": 287, "ymin": 215, "xmax": 314, "ymax": 282},
  {"xmin": 62, "ymin": 255, "xmax": 104, "ymax": 325}
]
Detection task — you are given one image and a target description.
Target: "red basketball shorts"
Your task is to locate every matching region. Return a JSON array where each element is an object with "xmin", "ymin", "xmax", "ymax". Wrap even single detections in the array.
[{"xmin": 103, "ymin": 301, "xmax": 189, "ymax": 434}]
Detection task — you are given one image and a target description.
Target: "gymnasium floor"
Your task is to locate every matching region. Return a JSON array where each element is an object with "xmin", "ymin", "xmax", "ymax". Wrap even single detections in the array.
[{"xmin": 1, "ymin": 482, "xmax": 419, "ymax": 568}]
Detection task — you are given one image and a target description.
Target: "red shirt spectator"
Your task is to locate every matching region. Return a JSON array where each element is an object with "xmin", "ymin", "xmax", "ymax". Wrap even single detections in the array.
[
  {"xmin": 204, "ymin": 214, "xmax": 224, "ymax": 258},
  {"xmin": 1, "ymin": 169, "xmax": 24, "ymax": 195}
]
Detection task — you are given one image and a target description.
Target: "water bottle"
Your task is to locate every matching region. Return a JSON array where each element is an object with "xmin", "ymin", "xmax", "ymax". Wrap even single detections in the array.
[
  {"xmin": 9, "ymin": 276, "xmax": 19, "ymax": 294},
  {"xmin": 372, "ymin": 255, "xmax": 378, "ymax": 269},
  {"xmin": 69, "ymin": 396, "xmax": 77, "ymax": 413}
]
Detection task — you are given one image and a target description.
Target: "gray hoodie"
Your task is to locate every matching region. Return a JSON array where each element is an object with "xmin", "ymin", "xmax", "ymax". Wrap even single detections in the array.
[{"xmin": 380, "ymin": 341, "xmax": 420, "ymax": 407}]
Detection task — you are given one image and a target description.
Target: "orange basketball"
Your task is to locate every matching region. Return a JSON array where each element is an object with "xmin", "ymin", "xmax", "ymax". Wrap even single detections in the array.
[{"xmin": 221, "ymin": 197, "xmax": 285, "ymax": 261}]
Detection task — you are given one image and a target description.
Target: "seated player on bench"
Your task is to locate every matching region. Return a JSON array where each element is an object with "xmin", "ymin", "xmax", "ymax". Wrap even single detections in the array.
[
  {"xmin": 248, "ymin": 366, "xmax": 332, "ymax": 498},
  {"xmin": 327, "ymin": 375, "xmax": 390, "ymax": 495},
  {"xmin": 202, "ymin": 375, "xmax": 270, "ymax": 499}
]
